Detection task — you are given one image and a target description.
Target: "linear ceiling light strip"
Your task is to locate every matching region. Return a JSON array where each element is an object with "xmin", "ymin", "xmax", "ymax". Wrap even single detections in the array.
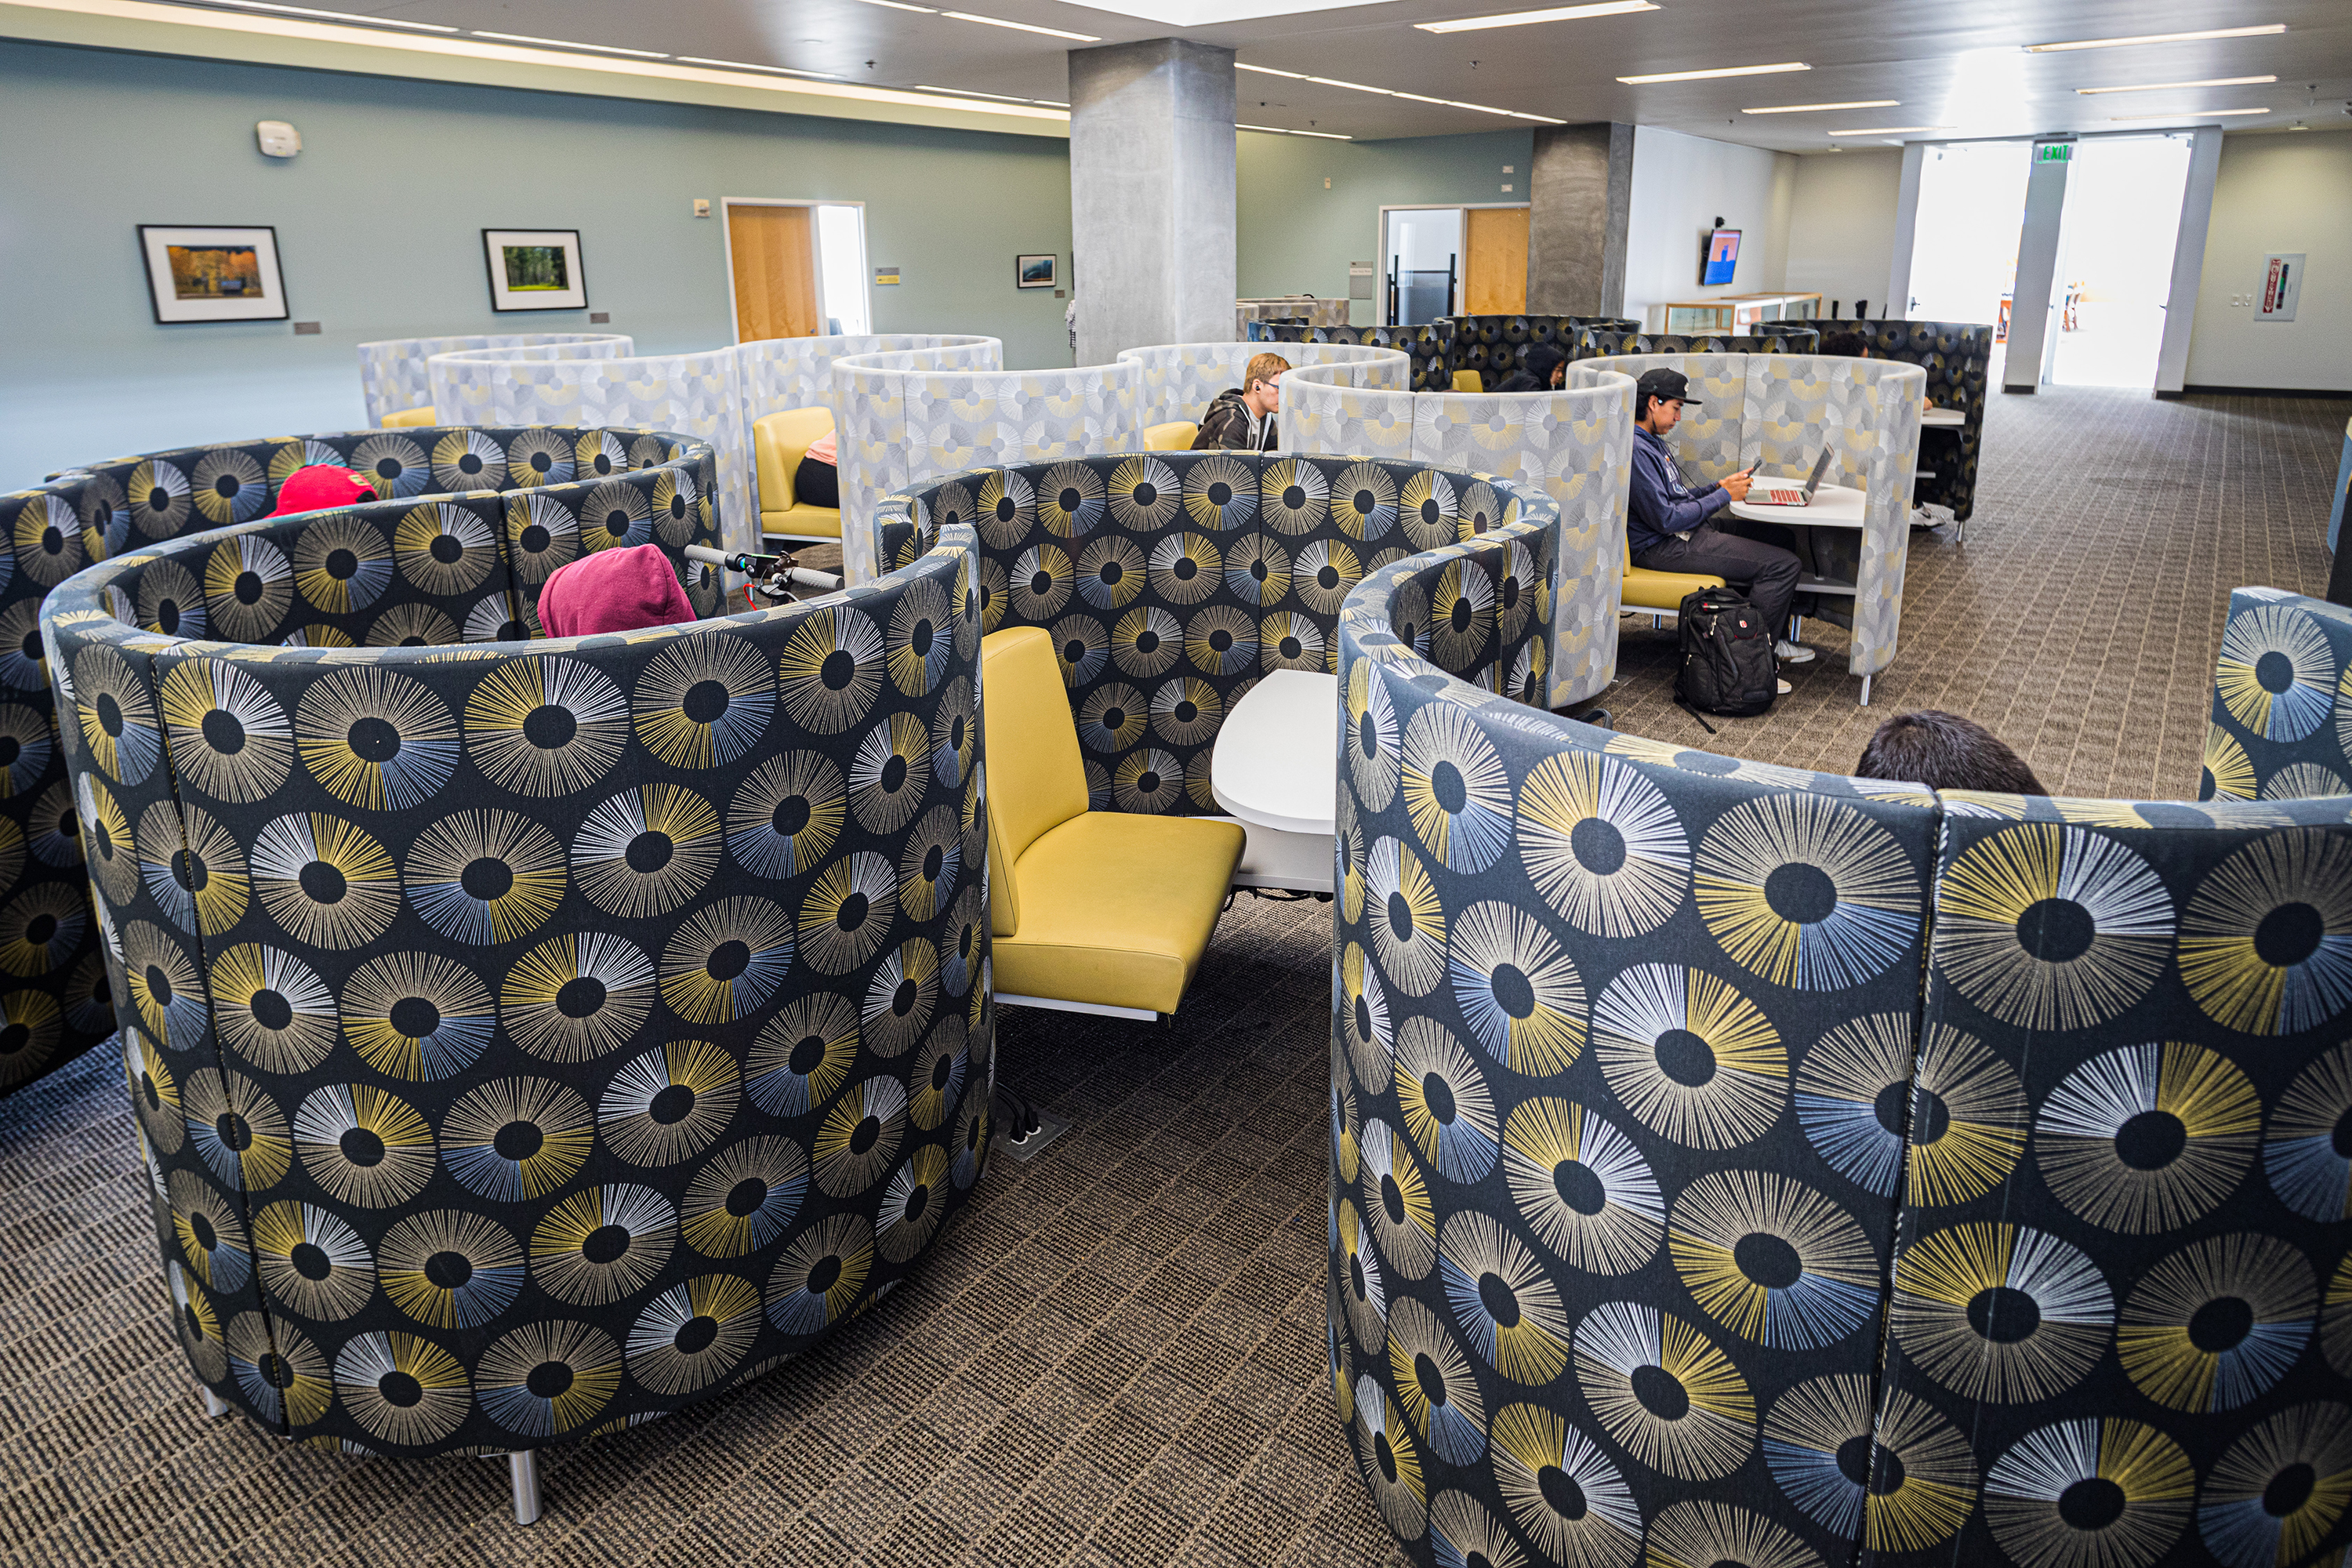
[{"xmin": 1236, "ymin": 59, "xmax": 1562, "ymax": 123}]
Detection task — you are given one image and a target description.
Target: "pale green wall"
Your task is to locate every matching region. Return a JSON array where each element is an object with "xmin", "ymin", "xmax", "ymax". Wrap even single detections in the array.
[
  {"xmin": 1236, "ymin": 126, "xmax": 1534, "ymax": 323},
  {"xmin": 0, "ymin": 40, "xmax": 1076, "ymax": 488},
  {"xmin": 0, "ymin": 39, "xmax": 1537, "ymax": 489}
]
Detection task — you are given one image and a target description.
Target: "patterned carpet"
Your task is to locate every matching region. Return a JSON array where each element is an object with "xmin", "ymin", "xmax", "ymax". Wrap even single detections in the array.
[{"xmin": 0, "ymin": 386, "xmax": 2343, "ymax": 1567}]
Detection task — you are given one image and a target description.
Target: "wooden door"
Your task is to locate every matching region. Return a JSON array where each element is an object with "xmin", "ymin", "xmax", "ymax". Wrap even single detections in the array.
[
  {"xmin": 729, "ymin": 204, "xmax": 821, "ymax": 342},
  {"xmin": 1465, "ymin": 206, "xmax": 1530, "ymax": 315}
]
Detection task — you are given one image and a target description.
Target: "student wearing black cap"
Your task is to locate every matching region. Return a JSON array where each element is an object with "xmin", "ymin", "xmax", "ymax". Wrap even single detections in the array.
[{"xmin": 1626, "ymin": 367, "xmax": 1813, "ymax": 687}]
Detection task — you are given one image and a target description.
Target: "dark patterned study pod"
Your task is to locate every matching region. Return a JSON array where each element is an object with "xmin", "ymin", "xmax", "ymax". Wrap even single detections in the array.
[
  {"xmin": 1331, "ymin": 546, "xmax": 2352, "ymax": 1568},
  {"xmin": 41, "ymin": 441, "xmax": 996, "ymax": 1470}
]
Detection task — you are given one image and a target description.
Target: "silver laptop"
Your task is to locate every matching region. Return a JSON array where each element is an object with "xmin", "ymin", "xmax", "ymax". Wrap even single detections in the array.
[{"xmin": 1750, "ymin": 448, "xmax": 1833, "ymax": 508}]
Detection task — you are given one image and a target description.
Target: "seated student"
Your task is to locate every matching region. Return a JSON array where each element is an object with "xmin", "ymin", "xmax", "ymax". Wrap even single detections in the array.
[
  {"xmin": 793, "ymin": 426, "xmax": 840, "ymax": 510},
  {"xmin": 1853, "ymin": 710, "xmax": 2047, "ymax": 794},
  {"xmin": 1625, "ymin": 368, "xmax": 1812, "ymax": 693},
  {"xmin": 1192, "ymin": 353, "xmax": 1287, "ymax": 452},
  {"xmin": 537, "ymin": 543, "xmax": 694, "ymax": 637},
  {"xmin": 1491, "ymin": 345, "xmax": 1567, "ymax": 394}
]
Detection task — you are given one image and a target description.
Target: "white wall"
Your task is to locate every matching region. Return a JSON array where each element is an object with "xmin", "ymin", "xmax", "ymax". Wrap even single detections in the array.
[
  {"xmin": 1623, "ymin": 125, "xmax": 1794, "ymax": 330},
  {"xmin": 1784, "ymin": 149, "xmax": 1904, "ymax": 318},
  {"xmin": 2184, "ymin": 128, "xmax": 2352, "ymax": 393}
]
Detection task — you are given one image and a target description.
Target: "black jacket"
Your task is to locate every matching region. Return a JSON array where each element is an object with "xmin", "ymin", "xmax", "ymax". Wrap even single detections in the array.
[{"xmin": 1191, "ymin": 388, "xmax": 1277, "ymax": 452}]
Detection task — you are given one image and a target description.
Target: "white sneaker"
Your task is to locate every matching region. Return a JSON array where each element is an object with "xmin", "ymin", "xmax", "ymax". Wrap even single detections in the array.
[
  {"xmin": 1776, "ymin": 677, "xmax": 1793, "ymax": 695},
  {"xmin": 1775, "ymin": 641, "xmax": 1816, "ymax": 663}
]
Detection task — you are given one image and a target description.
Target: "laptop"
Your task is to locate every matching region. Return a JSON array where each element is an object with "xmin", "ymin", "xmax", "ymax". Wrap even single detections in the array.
[{"xmin": 1748, "ymin": 448, "xmax": 1833, "ymax": 508}]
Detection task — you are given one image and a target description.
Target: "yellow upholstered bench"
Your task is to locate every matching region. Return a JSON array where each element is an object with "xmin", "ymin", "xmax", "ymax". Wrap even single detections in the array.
[
  {"xmin": 1619, "ymin": 533, "xmax": 1723, "ymax": 623},
  {"xmin": 982, "ymin": 627, "xmax": 1243, "ymax": 1018},
  {"xmin": 382, "ymin": 405, "xmax": 437, "ymax": 428},
  {"xmin": 1145, "ymin": 421, "xmax": 1198, "ymax": 452},
  {"xmin": 752, "ymin": 407, "xmax": 844, "ymax": 542}
]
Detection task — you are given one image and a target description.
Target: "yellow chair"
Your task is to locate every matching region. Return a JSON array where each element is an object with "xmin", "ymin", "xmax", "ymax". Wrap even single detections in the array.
[
  {"xmin": 381, "ymin": 405, "xmax": 436, "ymax": 428},
  {"xmin": 1145, "ymin": 421, "xmax": 1198, "ymax": 452},
  {"xmin": 1619, "ymin": 532, "xmax": 1723, "ymax": 625},
  {"xmin": 982, "ymin": 627, "xmax": 1243, "ymax": 1019},
  {"xmin": 751, "ymin": 407, "xmax": 843, "ymax": 542},
  {"xmin": 1451, "ymin": 369, "xmax": 1483, "ymax": 394}
]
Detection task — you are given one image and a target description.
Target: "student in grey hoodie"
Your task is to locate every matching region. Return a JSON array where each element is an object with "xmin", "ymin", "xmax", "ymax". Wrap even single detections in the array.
[{"xmin": 1191, "ymin": 353, "xmax": 1288, "ymax": 452}]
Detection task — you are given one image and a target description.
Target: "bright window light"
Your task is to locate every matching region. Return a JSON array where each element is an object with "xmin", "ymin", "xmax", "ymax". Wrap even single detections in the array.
[
  {"xmin": 939, "ymin": 10, "xmax": 1100, "ymax": 40},
  {"xmin": 817, "ymin": 206, "xmax": 871, "ymax": 336},
  {"xmin": 191, "ymin": 0, "xmax": 459, "ymax": 30},
  {"xmin": 680, "ymin": 56, "xmax": 844, "ymax": 78},
  {"xmin": 1744, "ymin": 99, "xmax": 1896, "ymax": 114},
  {"xmin": 1415, "ymin": 1, "xmax": 1655, "ymax": 35},
  {"xmin": 1619, "ymin": 61, "xmax": 1808, "ymax": 84},
  {"xmin": 2025, "ymin": 24, "xmax": 2284, "ymax": 52},
  {"xmin": 472, "ymin": 30, "xmax": 668, "ymax": 56},
  {"xmin": 2110, "ymin": 107, "xmax": 2270, "ymax": 119},
  {"xmin": 1828, "ymin": 125, "xmax": 1955, "ymax": 136},
  {"xmin": 2075, "ymin": 75, "xmax": 2276, "ymax": 93}
]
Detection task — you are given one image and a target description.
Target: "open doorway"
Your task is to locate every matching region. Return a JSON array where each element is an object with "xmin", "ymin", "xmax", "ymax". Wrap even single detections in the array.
[
  {"xmin": 1907, "ymin": 140, "xmax": 2031, "ymax": 377},
  {"xmin": 1382, "ymin": 206, "xmax": 1463, "ymax": 325},
  {"xmin": 722, "ymin": 199, "xmax": 872, "ymax": 343},
  {"xmin": 2046, "ymin": 135, "xmax": 2193, "ymax": 387}
]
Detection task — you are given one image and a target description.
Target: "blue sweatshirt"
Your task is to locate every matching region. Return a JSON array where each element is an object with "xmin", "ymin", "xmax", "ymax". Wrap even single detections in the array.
[{"xmin": 1628, "ymin": 425, "xmax": 1730, "ymax": 557}]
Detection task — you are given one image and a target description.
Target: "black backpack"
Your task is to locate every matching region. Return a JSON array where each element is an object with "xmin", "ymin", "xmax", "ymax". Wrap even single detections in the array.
[{"xmin": 1674, "ymin": 586, "xmax": 1777, "ymax": 719}]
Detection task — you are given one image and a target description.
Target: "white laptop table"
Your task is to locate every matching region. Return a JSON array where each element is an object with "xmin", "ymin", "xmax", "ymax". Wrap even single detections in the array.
[{"xmin": 1210, "ymin": 669, "xmax": 1337, "ymax": 893}]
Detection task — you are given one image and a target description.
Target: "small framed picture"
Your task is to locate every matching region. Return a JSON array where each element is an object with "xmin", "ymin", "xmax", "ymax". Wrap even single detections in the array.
[
  {"xmin": 484, "ymin": 229, "xmax": 588, "ymax": 311},
  {"xmin": 138, "ymin": 225, "xmax": 289, "ymax": 323},
  {"xmin": 1016, "ymin": 254, "xmax": 1058, "ymax": 290}
]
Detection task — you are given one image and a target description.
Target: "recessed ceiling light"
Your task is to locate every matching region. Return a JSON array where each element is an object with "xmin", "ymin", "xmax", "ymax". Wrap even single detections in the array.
[
  {"xmin": 855, "ymin": 0, "xmax": 938, "ymax": 11},
  {"xmin": 2076, "ymin": 75, "xmax": 2276, "ymax": 94},
  {"xmin": 940, "ymin": 10, "xmax": 1100, "ymax": 41},
  {"xmin": 1618, "ymin": 61, "xmax": 1809, "ymax": 84},
  {"xmin": 918, "ymin": 85, "xmax": 1033, "ymax": 101},
  {"xmin": 2110, "ymin": 106, "xmax": 2270, "ymax": 118},
  {"xmin": 1307, "ymin": 75, "xmax": 1390, "ymax": 93},
  {"xmin": 1744, "ymin": 99, "xmax": 1897, "ymax": 114},
  {"xmin": 1414, "ymin": 1, "xmax": 1655, "ymax": 36},
  {"xmin": 190, "ymin": 0, "xmax": 459, "ymax": 31},
  {"xmin": 472, "ymin": 31, "xmax": 668, "ymax": 56},
  {"xmin": 1238, "ymin": 122, "xmax": 1352, "ymax": 139},
  {"xmin": 1828, "ymin": 125, "xmax": 1955, "ymax": 135},
  {"xmin": 1236, "ymin": 63, "xmax": 1306, "ymax": 78},
  {"xmin": 2025, "ymin": 24, "xmax": 2284, "ymax": 52},
  {"xmin": 680, "ymin": 56, "xmax": 844, "ymax": 78}
]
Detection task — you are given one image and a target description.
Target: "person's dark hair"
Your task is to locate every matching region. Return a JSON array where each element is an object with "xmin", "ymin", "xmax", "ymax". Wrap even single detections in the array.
[
  {"xmin": 1521, "ymin": 345, "xmax": 1566, "ymax": 387},
  {"xmin": 1818, "ymin": 328, "xmax": 1871, "ymax": 358},
  {"xmin": 1854, "ymin": 710, "xmax": 2047, "ymax": 795}
]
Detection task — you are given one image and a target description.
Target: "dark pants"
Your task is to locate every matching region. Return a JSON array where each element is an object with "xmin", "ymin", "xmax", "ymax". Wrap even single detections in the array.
[
  {"xmin": 1635, "ymin": 515, "xmax": 1801, "ymax": 636},
  {"xmin": 794, "ymin": 456, "xmax": 840, "ymax": 510}
]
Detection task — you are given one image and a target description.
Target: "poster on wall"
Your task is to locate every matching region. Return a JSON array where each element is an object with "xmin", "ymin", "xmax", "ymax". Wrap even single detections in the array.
[
  {"xmin": 138, "ymin": 225, "xmax": 289, "ymax": 323},
  {"xmin": 483, "ymin": 229, "xmax": 588, "ymax": 311},
  {"xmin": 1016, "ymin": 254, "xmax": 1058, "ymax": 289},
  {"xmin": 2258, "ymin": 252, "xmax": 2303, "ymax": 322}
]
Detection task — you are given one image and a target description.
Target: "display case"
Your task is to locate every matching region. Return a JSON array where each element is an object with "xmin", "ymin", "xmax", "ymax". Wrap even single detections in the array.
[{"xmin": 1661, "ymin": 291, "xmax": 1823, "ymax": 335}]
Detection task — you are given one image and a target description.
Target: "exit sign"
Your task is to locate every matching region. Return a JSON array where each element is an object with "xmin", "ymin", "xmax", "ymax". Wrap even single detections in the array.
[{"xmin": 2038, "ymin": 143, "xmax": 2072, "ymax": 162}]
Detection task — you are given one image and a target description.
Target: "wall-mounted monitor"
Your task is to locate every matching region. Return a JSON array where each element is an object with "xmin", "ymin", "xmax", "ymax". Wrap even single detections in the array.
[{"xmin": 1701, "ymin": 227, "xmax": 1741, "ymax": 287}]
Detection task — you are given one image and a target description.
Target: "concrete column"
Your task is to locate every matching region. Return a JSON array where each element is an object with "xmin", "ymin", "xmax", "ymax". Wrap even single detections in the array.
[
  {"xmin": 2004, "ymin": 141, "xmax": 2071, "ymax": 393},
  {"xmin": 1069, "ymin": 39, "xmax": 1236, "ymax": 364},
  {"xmin": 1526, "ymin": 123, "xmax": 1634, "ymax": 318}
]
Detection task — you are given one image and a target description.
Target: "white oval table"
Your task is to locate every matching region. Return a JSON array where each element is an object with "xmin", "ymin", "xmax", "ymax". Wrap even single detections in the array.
[
  {"xmin": 1726, "ymin": 482, "xmax": 1887, "ymax": 706},
  {"xmin": 1210, "ymin": 669, "xmax": 1337, "ymax": 893}
]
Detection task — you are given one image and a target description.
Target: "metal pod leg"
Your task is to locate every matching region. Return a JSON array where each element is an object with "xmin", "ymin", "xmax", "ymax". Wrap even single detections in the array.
[
  {"xmin": 201, "ymin": 1387, "xmax": 230, "ymax": 1418},
  {"xmin": 509, "ymin": 1451, "xmax": 543, "ymax": 1526},
  {"xmin": 1860, "ymin": 674, "xmax": 1873, "ymax": 706}
]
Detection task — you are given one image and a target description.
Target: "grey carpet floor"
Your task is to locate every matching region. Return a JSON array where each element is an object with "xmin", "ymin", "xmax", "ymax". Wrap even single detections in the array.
[{"xmin": 2, "ymin": 386, "xmax": 2344, "ymax": 1567}]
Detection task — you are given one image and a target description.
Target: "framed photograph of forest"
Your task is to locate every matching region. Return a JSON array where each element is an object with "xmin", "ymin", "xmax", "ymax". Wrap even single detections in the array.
[{"xmin": 483, "ymin": 229, "xmax": 588, "ymax": 312}]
